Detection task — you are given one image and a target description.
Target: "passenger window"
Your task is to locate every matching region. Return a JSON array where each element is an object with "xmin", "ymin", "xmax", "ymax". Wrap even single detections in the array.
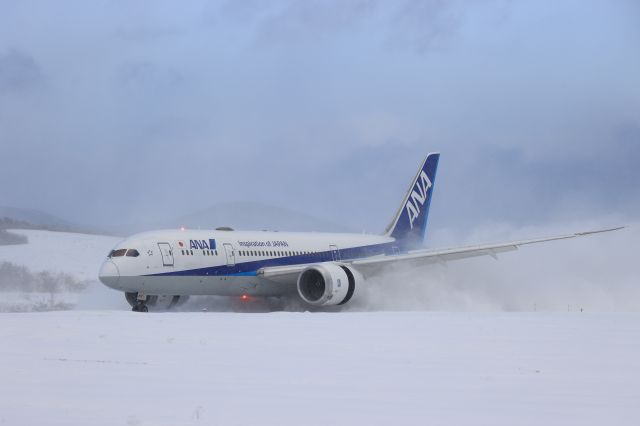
[
  {"xmin": 126, "ymin": 249, "xmax": 140, "ymax": 257},
  {"xmin": 109, "ymin": 249, "xmax": 127, "ymax": 258}
]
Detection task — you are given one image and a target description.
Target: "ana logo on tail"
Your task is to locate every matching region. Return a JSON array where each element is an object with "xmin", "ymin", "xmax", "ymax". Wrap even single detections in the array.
[{"xmin": 405, "ymin": 170, "xmax": 432, "ymax": 229}]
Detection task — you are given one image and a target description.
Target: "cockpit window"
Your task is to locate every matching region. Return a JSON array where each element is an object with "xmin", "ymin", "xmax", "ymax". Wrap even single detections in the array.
[
  {"xmin": 126, "ymin": 249, "xmax": 140, "ymax": 257},
  {"xmin": 109, "ymin": 249, "xmax": 127, "ymax": 258}
]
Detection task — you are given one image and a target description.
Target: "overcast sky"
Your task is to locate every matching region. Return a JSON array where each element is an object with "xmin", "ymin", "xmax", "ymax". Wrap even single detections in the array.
[{"xmin": 0, "ymin": 0, "xmax": 638, "ymax": 233}]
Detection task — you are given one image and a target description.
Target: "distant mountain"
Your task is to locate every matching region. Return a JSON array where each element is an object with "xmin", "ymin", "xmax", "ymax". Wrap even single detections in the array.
[
  {"xmin": 108, "ymin": 202, "xmax": 354, "ymax": 236},
  {"xmin": 1, "ymin": 202, "xmax": 356, "ymax": 237},
  {"xmin": 0, "ymin": 206, "xmax": 74, "ymax": 230},
  {"xmin": 0, "ymin": 206, "xmax": 109, "ymax": 235},
  {"xmin": 178, "ymin": 202, "xmax": 352, "ymax": 233}
]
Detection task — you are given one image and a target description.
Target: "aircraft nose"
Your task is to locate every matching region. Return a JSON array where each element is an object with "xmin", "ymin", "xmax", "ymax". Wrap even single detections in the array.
[{"xmin": 99, "ymin": 260, "xmax": 120, "ymax": 288}]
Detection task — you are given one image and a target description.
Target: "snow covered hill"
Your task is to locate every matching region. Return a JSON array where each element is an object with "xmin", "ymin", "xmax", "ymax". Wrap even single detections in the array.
[
  {"xmin": 0, "ymin": 229, "xmax": 119, "ymax": 278},
  {"xmin": 1, "ymin": 311, "xmax": 639, "ymax": 425},
  {"xmin": 0, "ymin": 230, "xmax": 124, "ymax": 311}
]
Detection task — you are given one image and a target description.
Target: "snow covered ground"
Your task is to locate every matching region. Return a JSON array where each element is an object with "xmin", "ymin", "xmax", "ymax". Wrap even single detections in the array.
[
  {"xmin": 1, "ymin": 311, "xmax": 639, "ymax": 425},
  {"xmin": 0, "ymin": 229, "xmax": 120, "ymax": 279},
  {"xmin": 0, "ymin": 230, "xmax": 126, "ymax": 311},
  {"xmin": 1, "ymin": 228, "xmax": 639, "ymax": 424}
]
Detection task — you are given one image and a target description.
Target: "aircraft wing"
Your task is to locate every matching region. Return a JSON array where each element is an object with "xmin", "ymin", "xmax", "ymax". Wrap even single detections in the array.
[{"xmin": 256, "ymin": 226, "xmax": 623, "ymax": 284}]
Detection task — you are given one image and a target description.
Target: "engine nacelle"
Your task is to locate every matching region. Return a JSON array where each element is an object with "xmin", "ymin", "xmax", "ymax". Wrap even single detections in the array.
[{"xmin": 297, "ymin": 263, "xmax": 362, "ymax": 306}]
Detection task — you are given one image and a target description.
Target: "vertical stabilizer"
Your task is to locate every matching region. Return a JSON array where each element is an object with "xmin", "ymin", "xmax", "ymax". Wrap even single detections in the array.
[{"xmin": 384, "ymin": 152, "xmax": 439, "ymax": 248}]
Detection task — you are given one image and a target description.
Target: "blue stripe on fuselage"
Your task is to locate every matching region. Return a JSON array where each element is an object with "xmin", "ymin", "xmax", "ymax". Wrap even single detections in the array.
[{"xmin": 145, "ymin": 242, "xmax": 396, "ymax": 277}]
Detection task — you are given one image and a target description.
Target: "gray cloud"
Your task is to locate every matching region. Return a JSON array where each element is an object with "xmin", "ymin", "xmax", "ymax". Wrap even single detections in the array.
[
  {"xmin": 0, "ymin": 49, "xmax": 44, "ymax": 94},
  {"xmin": 387, "ymin": 0, "xmax": 463, "ymax": 53},
  {"xmin": 0, "ymin": 0, "xmax": 637, "ymax": 234},
  {"xmin": 255, "ymin": 0, "xmax": 376, "ymax": 44},
  {"xmin": 117, "ymin": 61, "xmax": 185, "ymax": 94}
]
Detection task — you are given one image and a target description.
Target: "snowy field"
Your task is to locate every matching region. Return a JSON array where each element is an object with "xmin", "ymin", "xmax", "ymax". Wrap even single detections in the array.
[
  {"xmin": 0, "ymin": 230, "xmax": 126, "ymax": 311},
  {"xmin": 0, "ymin": 229, "xmax": 120, "ymax": 279},
  {"xmin": 1, "ymin": 228, "xmax": 639, "ymax": 425},
  {"xmin": 1, "ymin": 311, "xmax": 639, "ymax": 425}
]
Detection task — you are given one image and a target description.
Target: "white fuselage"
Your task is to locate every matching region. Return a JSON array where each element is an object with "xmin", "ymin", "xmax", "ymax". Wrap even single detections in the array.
[{"xmin": 99, "ymin": 229, "xmax": 396, "ymax": 297}]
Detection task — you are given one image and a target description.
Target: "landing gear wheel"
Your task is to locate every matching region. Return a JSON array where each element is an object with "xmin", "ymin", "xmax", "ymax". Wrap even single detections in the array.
[{"xmin": 132, "ymin": 302, "xmax": 148, "ymax": 312}]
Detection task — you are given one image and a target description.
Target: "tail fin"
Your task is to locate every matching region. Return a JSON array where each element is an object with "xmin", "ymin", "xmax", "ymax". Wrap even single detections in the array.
[{"xmin": 384, "ymin": 152, "xmax": 440, "ymax": 248}]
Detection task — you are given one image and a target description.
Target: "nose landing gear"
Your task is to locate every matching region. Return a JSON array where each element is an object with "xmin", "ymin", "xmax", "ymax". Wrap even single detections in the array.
[
  {"xmin": 125, "ymin": 292, "xmax": 188, "ymax": 312},
  {"xmin": 125, "ymin": 292, "xmax": 154, "ymax": 313},
  {"xmin": 131, "ymin": 302, "xmax": 149, "ymax": 312}
]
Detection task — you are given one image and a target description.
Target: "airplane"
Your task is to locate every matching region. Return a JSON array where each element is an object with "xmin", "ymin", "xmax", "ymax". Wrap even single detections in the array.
[{"xmin": 98, "ymin": 152, "xmax": 622, "ymax": 312}]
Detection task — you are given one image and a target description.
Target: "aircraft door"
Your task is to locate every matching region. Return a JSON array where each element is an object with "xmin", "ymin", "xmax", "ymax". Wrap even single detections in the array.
[
  {"xmin": 330, "ymin": 245, "xmax": 341, "ymax": 261},
  {"xmin": 158, "ymin": 242, "xmax": 174, "ymax": 267},
  {"xmin": 223, "ymin": 243, "xmax": 235, "ymax": 266}
]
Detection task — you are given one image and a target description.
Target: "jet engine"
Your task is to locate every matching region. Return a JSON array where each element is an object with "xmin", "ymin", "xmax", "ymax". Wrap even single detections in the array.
[{"xmin": 296, "ymin": 263, "xmax": 362, "ymax": 306}]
